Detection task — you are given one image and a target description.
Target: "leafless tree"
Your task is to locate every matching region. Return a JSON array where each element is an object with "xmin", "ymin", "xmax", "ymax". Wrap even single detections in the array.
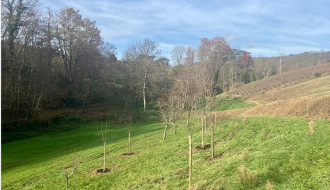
[
  {"xmin": 123, "ymin": 38, "xmax": 162, "ymax": 112},
  {"xmin": 98, "ymin": 121, "xmax": 110, "ymax": 172},
  {"xmin": 62, "ymin": 147, "xmax": 80, "ymax": 189},
  {"xmin": 171, "ymin": 45, "xmax": 186, "ymax": 65},
  {"xmin": 157, "ymin": 95, "xmax": 182, "ymax": 140}
]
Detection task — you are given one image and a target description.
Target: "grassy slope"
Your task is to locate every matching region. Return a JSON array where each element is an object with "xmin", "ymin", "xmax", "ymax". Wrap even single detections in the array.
[
  {"xmin": 213, "ymin": 95, "xmax": 255, "ymax": 111},
  {"xmin": 2, "ymin": 114, "xmax": 329, "ymax": 189}
]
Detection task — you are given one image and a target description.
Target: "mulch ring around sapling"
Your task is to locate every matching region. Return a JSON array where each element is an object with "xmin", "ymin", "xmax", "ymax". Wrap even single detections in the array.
[
  {"xmin": 119, "ymin": 152, "xmax": 138, "ymax": 157},
  {"xmin": 174, "ymin": 168, "xmax": 188, "ymax": 178},
  {"xmin": 195, "ymin": 144, "xmax": 211, "ymax": 150},
  {"xmin": 204, "ymin": 152, "xmax": 224, "ymax": 161},
  {"xmin": 90, "ymin": 166, "xmax": 119, "ymax": 176}
]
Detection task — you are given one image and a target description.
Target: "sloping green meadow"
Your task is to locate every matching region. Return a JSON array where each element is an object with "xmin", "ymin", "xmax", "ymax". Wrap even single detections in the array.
[{"xmin": 2, "ymin": 116, "xmax": 329, "ymax": 189}]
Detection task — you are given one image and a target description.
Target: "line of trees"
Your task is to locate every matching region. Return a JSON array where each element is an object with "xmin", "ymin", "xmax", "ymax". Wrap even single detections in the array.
[
  {"xmin": 1, "ymin": 1, "xmax": 171, "ymax": 125},
  {"xmin": 1, "ymin": 1, "xmax": 254, "ymax": 125},
  {"xmin": 4, "ymin": 1, "xmax": 328, "ymax": 127}
]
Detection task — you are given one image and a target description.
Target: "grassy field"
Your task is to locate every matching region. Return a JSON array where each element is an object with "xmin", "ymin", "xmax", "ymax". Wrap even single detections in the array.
[
  {"xmin": 213, "ymin": 95, "xmax": 255, "ymax": 111},
  {"xmin": 2, "ymin": 113, "xmax": 329, "ymax": 189}
]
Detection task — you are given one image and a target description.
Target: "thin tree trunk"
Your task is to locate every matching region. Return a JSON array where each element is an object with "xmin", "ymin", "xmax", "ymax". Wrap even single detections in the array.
[
  {"xmin": 143, "ymin": 71, "xmax": 147, "ymax": 112},
  {"xmin": 66, "ymin": 177, "xmax": 69, "ymax": 189},
  {"xmin": 173, "ymin": 122, "xmax": 176, "ymax": 134},
  {"xmin": 188, "ymin": 135, "xmax": 192, "ymax": 190},
  {"xmin": 214, "ymin": 112, "xmax": 217, "ymax": 124},
  {"xmin": 201, "ymin": 117, "xmax": 204, "ymax": 148},
  {"xmin": 186, "ymin": 111, "xmax": 191, "ymax": 129},
  {"xmin": 103, "ymin": 142, "xmax": 106, "ymax": 172},
  {"xmin": 163, "ymin": 124, "xmax": 169, "ymax": 140},
  {"xmin": 35, "ymin": 92, "xmax": 43, "ymax": 111},
  {"xmin": 204, "ymin": 113, "xmax": 207, "ymax": 131}
]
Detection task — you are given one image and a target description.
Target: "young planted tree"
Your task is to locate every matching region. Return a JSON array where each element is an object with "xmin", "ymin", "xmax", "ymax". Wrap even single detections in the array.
[
  {"xmin": 98, "ymin": 122, "xmax": 110, "ymax": 172},
  {"xmin": 63, "ymin": 156, "xmax": 80, "ymax": 189},
  {"xmin": 62, "ymin": 147, "xmax": 80, "ymax": 189},
  {"xmin": 172, "ymin": 64, "xmax": 202, "ymax": 131},
  {"xmin": 171, "ymin": 64, "xmax": 203, "ymax": 190},
  {"xmin": 157, "ymin": 95, "xmax": 182, "ymax": 140},
  {"xmin": 157, "ymin": 98, "xmax": 171, "ymax": 141}
]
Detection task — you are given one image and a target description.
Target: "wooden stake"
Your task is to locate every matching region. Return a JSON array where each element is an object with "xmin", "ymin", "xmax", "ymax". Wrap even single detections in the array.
[
  {"xmin": 211, "ymin": 123, "xmax": 214, "ymax": 159},
  {"xmin": 103, "ymin": 142, "xmax": 106, "ymax": 172},
  {"xmin": 128, "ymin": 129, "xmax": 131, "ymax": 154},
  {"xmin": 201, "ymin": 117, "xmax": 204, "ymax": 148},
  {"xmin": 188, "ymin": 135, "xmax": 192, "ymax": 190}
]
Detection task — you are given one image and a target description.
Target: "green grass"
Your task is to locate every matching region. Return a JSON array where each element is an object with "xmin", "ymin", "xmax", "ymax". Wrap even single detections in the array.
[
  {"xmin": 213, "ymin": 95, "xmax": 255, "ymax": 111},
  {"xmin": 2, "ymin": 115, "xmax": 329, "ymax": 189}
]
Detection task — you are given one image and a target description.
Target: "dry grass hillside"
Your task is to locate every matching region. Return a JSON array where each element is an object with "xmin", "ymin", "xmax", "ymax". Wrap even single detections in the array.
[
  {"xmin": 228, "ymin": 62, "xmax": 330, "ymax": 97},
  {"xmin": 222, "ymin": 73, "xmax": 330, "ymax": 120}
]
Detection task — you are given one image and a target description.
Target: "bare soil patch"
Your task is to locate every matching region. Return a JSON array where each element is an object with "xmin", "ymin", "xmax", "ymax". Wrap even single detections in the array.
[
  {"xmin": 90, "ymin": 166, "xmax": 118, "ymax": 176},
  {"xmin": 204, "ymin": 152, "xmax": 224, "ymax": 161},
  {"xmin": 119, "ymin": 152, "xmax": 138, "ymax": 157},
  {"xmin": 174, "ymin": 168, "xmax": 188, "ymax": 176},
  {"xmin": 196, "ymin": 144, "xmax": 211, "ymax": 150}
]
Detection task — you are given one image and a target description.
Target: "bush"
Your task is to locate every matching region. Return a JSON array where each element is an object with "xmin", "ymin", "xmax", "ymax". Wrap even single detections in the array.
[
  {"xmin": 237, "ymin": 165, "xmax": 258, "ymax": 188},
  {"xmin": 314, "ymin": 73, "xmax": 321, "ymax": 78}
]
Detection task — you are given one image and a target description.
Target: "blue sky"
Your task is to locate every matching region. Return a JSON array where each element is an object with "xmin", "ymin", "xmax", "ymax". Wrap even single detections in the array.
[{"xmin": 40, "ymin": 0, "xmax": 330, "ymax": 60}]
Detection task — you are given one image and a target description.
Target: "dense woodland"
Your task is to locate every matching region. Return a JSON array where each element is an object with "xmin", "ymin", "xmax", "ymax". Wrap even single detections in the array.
[{"xmin": 2, "ymin": 0, "xmax": 330, "ymax": 128}]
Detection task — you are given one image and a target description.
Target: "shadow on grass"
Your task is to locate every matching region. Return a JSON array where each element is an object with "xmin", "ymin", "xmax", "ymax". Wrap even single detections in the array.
[{"xmin": 2, "ymin": 120, "xmax": 162, "ymax": 171}]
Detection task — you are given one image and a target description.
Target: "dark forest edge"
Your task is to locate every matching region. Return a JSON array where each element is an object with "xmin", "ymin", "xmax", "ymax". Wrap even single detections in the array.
[{"xmin": 2, "ymin": 1, "xmax": 330, "ymax": 142}]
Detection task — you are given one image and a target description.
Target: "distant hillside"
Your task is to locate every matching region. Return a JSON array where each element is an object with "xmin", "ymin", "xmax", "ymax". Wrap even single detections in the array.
[
  {"xmin": 228, "ymin": 62, "xmax": 330, "ymax": 97},
  {"xmin": 222, "ymin": 74, "xmax": 330, "ymax": 120},
  {"xmin": 253, "ymin": 51, "xmax": 330, "ymax": 80}
]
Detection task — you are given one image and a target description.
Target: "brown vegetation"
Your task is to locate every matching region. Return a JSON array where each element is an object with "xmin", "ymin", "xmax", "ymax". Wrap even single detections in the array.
[
  {"xmin": 228, "ymin": 62, "xmax": 330, "ymax": 97},
  {"xmin": 222, "ymin": 73, "xmax": 330, "ymax": 120}
]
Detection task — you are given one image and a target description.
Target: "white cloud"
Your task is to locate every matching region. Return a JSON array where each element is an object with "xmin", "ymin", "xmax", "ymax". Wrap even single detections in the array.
[{"xmin": 39, "ymin": 0, "xmax": 330, "ymax": 58}]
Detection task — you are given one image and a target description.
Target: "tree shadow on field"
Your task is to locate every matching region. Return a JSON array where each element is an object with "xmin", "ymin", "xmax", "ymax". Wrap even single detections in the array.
[{"xmin": 2, "ymin": 120, "xmax": 162, "ymax": 171}]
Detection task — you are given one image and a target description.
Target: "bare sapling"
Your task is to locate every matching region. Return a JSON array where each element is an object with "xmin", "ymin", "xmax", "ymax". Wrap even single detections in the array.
[
  {"xmin": 157, "ymin": 99, "xmax": 171, "ymax": 140},
  {"xmin": 98, "ymin": 121, "xmax": 110, "ymax": 172},
  {"xmin": 169, "ymin": 95, "xmax": 181, "ymax": 135},
  {"xmin": 158, "ymin": 95, "xmax": 181, "ymax": 140},
  {"xmin": 186, "ymin": 111, "xmax": 191, "ymax": 130},
  {"xmin": 62, "ymin": 149, "xmax": 80, "ymax": 189},
  {"xmin": 173, "ymin": 120, "xmax": 177, "ymax": 134}
]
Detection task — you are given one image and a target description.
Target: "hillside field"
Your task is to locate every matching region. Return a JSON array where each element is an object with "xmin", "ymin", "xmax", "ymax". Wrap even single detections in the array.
[{"xmin": 2, "ymin": 71, "xmax": 330, "ymax": 190}]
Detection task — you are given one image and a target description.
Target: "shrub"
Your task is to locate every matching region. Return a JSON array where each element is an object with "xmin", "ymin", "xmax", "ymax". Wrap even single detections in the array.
[
  {"xmin": 266, "ymin": 180, "xmax": 274, "ymax": 190},
  {"xmin": 237, "ymin": 165, "xmax": 258, "ymax": 188},
  {"xmin": 308, "ymin": 120, "xmax": 315, "ymax": 134},
  {"xmin": 315, "ymin": 73, "xmax": 321, "ymax": 78}
]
